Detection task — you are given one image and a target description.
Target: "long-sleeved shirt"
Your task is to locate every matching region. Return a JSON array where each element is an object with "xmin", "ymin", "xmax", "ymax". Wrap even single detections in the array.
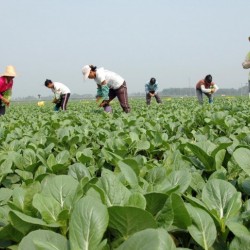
[
  {"xmin": 196, "ymin": 79, "xmax": 219, "ymax": 93},
  {"xmin": 145, "ymin": 82, "xmax": 159, "ymax": 94},
  {"xmin": 94, "ymin": 67, "xmax": 125, "ymax": 100},
  {"xmin": 242, "ymin": 51, "xmax": 250, "ymax": 80},
  {"xmin": 0, "ymin": 76, "xmax": 13, "ymax": 99},
  {"xmin": 51, "ymin": 82, "xmax": 70, "ymax": 99}
]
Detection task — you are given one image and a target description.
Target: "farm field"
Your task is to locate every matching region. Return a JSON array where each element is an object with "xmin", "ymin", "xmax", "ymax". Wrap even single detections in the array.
[{"xmin": 0, "ymin": 97, "xmax": 250, "ymax": 250}]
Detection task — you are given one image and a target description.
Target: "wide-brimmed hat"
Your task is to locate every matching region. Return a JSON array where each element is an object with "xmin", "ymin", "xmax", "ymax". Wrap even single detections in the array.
[
  {"xmin": 82, "ymin": 65, "xmax": 91, "ymax": 80},
  {"xmin": 2, "ymin": 65, "xmax": 16, "ymax": 77}
]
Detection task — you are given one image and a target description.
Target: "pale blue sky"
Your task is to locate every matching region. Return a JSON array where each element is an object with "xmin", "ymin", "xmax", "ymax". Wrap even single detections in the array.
[{"xmin": 1, "ymin": 0, "xmax": 249, "ymax": 98}]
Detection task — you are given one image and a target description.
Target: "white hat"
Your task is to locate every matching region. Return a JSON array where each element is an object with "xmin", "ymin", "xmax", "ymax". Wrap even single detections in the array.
[
  {"xmin": 2, "ymin": 65, "xmax": 16, "ymax": 77},
  {"xmin": 82, "ymin": 65, "xmax": 91, "ymax": 80}
]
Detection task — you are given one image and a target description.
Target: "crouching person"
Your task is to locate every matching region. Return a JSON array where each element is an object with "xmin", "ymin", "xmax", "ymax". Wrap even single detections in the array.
[
  {"xmin": 0, "ymin": 65, "xmax": 17, "ymax": 116},
  {"xmin": 145, "ymin": 77, "xmax": 162, "ymax": 105},
  {"xmin": 44, "ymin": 79, "xmax": 71, "ymax": 111}
]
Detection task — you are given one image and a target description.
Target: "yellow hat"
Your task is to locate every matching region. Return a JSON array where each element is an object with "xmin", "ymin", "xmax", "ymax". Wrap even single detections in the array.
[{"xmin": 2, "ymin": 65, "xmax": 17, "ymax": 77}]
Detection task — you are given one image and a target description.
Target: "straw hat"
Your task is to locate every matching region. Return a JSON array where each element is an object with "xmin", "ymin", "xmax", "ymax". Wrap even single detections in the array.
[{"xmin": 2, "ymin": 65, "xmax": 17, "ymax": 77}]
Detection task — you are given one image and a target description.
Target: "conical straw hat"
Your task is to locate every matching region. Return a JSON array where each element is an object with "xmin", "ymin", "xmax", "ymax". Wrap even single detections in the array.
[{"xmin": 2, "ymin": 65, "xmax": 16, "ymax": 77}]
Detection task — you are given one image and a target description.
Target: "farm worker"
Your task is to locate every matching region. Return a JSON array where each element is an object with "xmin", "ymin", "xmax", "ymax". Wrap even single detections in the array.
[
  {"xmin": 82, "ymin": 65, "xmax": 131, "ymax": 113},
  {"xmin": 242, "ymin": 36, "xmax": 250, "ymax": 99},
  {"xmin": 0, "ymin": 65, "xmax": 16, "ymax": 116},
  {"xmin": 196, "ymin": 75, "xmax": 219, "ymax": 104},
  {"xmin": 44, "ymin": 79, "xmax": 71, "ymax": 111},
  {"xmin": 145, "ymin": 77, "xmax": 162, "ymax": 105}
]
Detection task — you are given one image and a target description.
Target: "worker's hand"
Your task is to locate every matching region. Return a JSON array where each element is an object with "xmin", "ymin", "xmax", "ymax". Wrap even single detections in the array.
[
  {"xmin": 210, "ymin": 89, "xmax": 215, "ymax": 94},
  {"xmin": 150, "ymin": 93, "xmax": 154, "ymax": 97},
  {"xmin": 1, "ymin": 97, "xmax": 10, "ymax": 106},
  {"xmin": 99, "ymin": 100, "xmax": 109, "ymax": 107}
]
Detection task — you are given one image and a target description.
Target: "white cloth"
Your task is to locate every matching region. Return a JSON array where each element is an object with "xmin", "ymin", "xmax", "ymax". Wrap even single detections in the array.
[
  {"xmin": 242, "ymin": 52, "xmax": 250, "ymax": 80},
  {"xmin": 201, "ymin": 84, "xmax": 219, "ymax": 93},
  {"xmin": 94, "ymin": 67, "xmax": 124, "ymax": 89},
  {"xmin": 52, "ymin": 82, "xmax": 71, "ymax": 99}
]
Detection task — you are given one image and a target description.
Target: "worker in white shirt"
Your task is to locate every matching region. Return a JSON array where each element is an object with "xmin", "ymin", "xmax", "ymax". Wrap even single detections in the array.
[
  {"xmin": 82, "ymin": 65, "xmax": 130, "ymax": 113},
  {"xmin": 44, "ymin": 79, "xmax": 71, "ymax": 111},
  {"xmin": 242, "ymin": 36, "xmax": 250, "ymax": 99}
]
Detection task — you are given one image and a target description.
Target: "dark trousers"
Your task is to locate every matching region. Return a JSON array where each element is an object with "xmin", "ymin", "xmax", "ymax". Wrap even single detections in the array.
[
  {"xmin": 109, "ymin": 81, "xmax": 130, "ymax": 113},
  {"xmin": 196, "ymin": 89, "xmax": 213, "ymax": 104},
  {"xmin": 0, "ymin": 99, "xmax": 5, "ymax": 116},
  {"xmin": 55, "ymin": 93, "xmax": 71, "ymax": 111},
  {"xmin": 146, "ymin": 91, "xmax": 162, "ymax": 105}
]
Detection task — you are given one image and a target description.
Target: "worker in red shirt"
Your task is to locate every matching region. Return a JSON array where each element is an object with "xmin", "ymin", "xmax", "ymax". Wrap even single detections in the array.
[{"xmin": 196, "ymin": 75, "xmax": 219, "ymax": 104}]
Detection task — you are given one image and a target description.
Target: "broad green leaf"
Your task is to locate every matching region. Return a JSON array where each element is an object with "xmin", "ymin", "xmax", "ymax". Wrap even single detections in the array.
[
  {"xmin": 229, "ymin": 236, "xmax": 250, "ymax": 250},
  {"xmin": 101, "ymin": 148, "xmax": 124, "ymax": 163},
  {"xmin": 145, "ymin": 192, "xmax": 168, "ymax": 215},
  {"xmin": 108, "ymin": 206, "xmax": 157, "ymax": 240},
  {"xmin": 33, "ymin": 194, "xmax": 61, "ymax": 224},
  {"xmin": 146, "ymin": 167, "xmax": 166, "ymax": 185},
  {"xmin": 10, "ymin": 152, "xmax": 25, "ymax": 170},
  {"xmin": 241, "ymin": 178, "xmax": 250, "ymax": 195},
  {"xmin": 211, "ymin": 142, "xmax": 232, "ymax": 157},
  {"xmin": 190, "ymin": 171, "xmax": 205, "ymax": 193},
  {"xmin": 186, "ymin": 204, "xmax": 217, "ymax": 250},
  {"xmin": 9, "ymin": 182, "xmax": 41, "ymax": 214},
  {"xmin": 22, "ymin": 149, "xmax": 37, "ymax": 169},
  {"xmin": 126, "ymin": 192, "xmax": 146, "ymax": 209},
  {"xmin": 155, "ymin": 196, "xmax": 174, "ymax": 229},
  {"xmin": 202, "ymin": 179, "xmax": 242, "ymax": 231},
  {"xmin": 226, "ymin": 221, "xmax": 250, "ymax": 239},
  {"xmin": 0, "ymin": 223, "xmax": 23, "ymax": 243},
  {"xmin": 97, "ymin": 169, "xmax": 131, "ymax": 206},
  {"xmin": 0, "ymin": 188, "xmax": 12, "ymax": 205},
  {"xmin": 15, "ymin": 170, "xmax": 33, "ymax": 181},
  {"xmin": 76, "ymin": 148, "xmax": 93, "ymax": 164},
  {"xmin": 68, "ymin": 163, "xmax": 91, "ymax": 181},
  {"xmin": 186, "ymin": 143, "xmax": 215, "ymax": 171},
  {"xmin": 116, "ymin": 228, "xmax": 176, "ymax": 250},
  {"xmin": 214, "ymin": 149, "xmax": 226, "ymax": 170},
  {"xmin": 233, "ymin": 148, "xmax": 250, "ymax": 176},
  {"xmin": 129, "ymin": 131, "xmax": 139, "ymax": 142},
  {"xmin": 9, "ymin": 210, "xmax": 59, "ymax": 235},
  {"xmin": 0, "ymin": 159, "xmax": 13, "ymax": 176},
  {"xmin": 55, "ymin": 150, "xmax": 70, "ymax": 164},
  {"xmin": 72, "ymin": 177, "xmax": 94, "ymax": 204},
  {"xmin": 135, "ymin": 140, "xmax": 150, "ymax": 152},
  {"xmin": 157, "ymin": 170, "xmax": 191, "ymax": 194},
  {"xmin": 40, "ymin": 175, "xmax": 78, "ymax": 209},
  {"xmin": 19, "ymin": 229, "xmax": 68, "ymax": 250},
  {"xmin": 69, "ymin": 196, "xmax": 108, "ymax": 250},
  {"xmin": 171, "ymin": 193, "xmax": 191, "ymax": 229},
  {"xmin": 47, "ymin": 154, "xmax": 57, "ymax": 169},
  {"xmin": 117, "ymin": 160, "xmax": 139, "ymax": 188}
]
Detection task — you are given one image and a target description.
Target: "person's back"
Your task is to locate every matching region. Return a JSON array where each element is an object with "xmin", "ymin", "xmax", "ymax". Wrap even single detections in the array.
[{"xmin": 242, "ymin": 36, "xmax": 250, "ymax": 98}]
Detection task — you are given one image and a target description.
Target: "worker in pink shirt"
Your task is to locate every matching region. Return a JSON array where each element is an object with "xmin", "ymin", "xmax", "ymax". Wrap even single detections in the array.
[{"xmin": 0, "ymin": 65, "xmax": 16, "ymax": 115}]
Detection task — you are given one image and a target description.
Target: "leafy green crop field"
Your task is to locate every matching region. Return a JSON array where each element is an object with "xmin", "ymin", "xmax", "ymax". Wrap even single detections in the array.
[{"xmin": 0, "ymin": 97, "xmax": 250, "ymax": 250}]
